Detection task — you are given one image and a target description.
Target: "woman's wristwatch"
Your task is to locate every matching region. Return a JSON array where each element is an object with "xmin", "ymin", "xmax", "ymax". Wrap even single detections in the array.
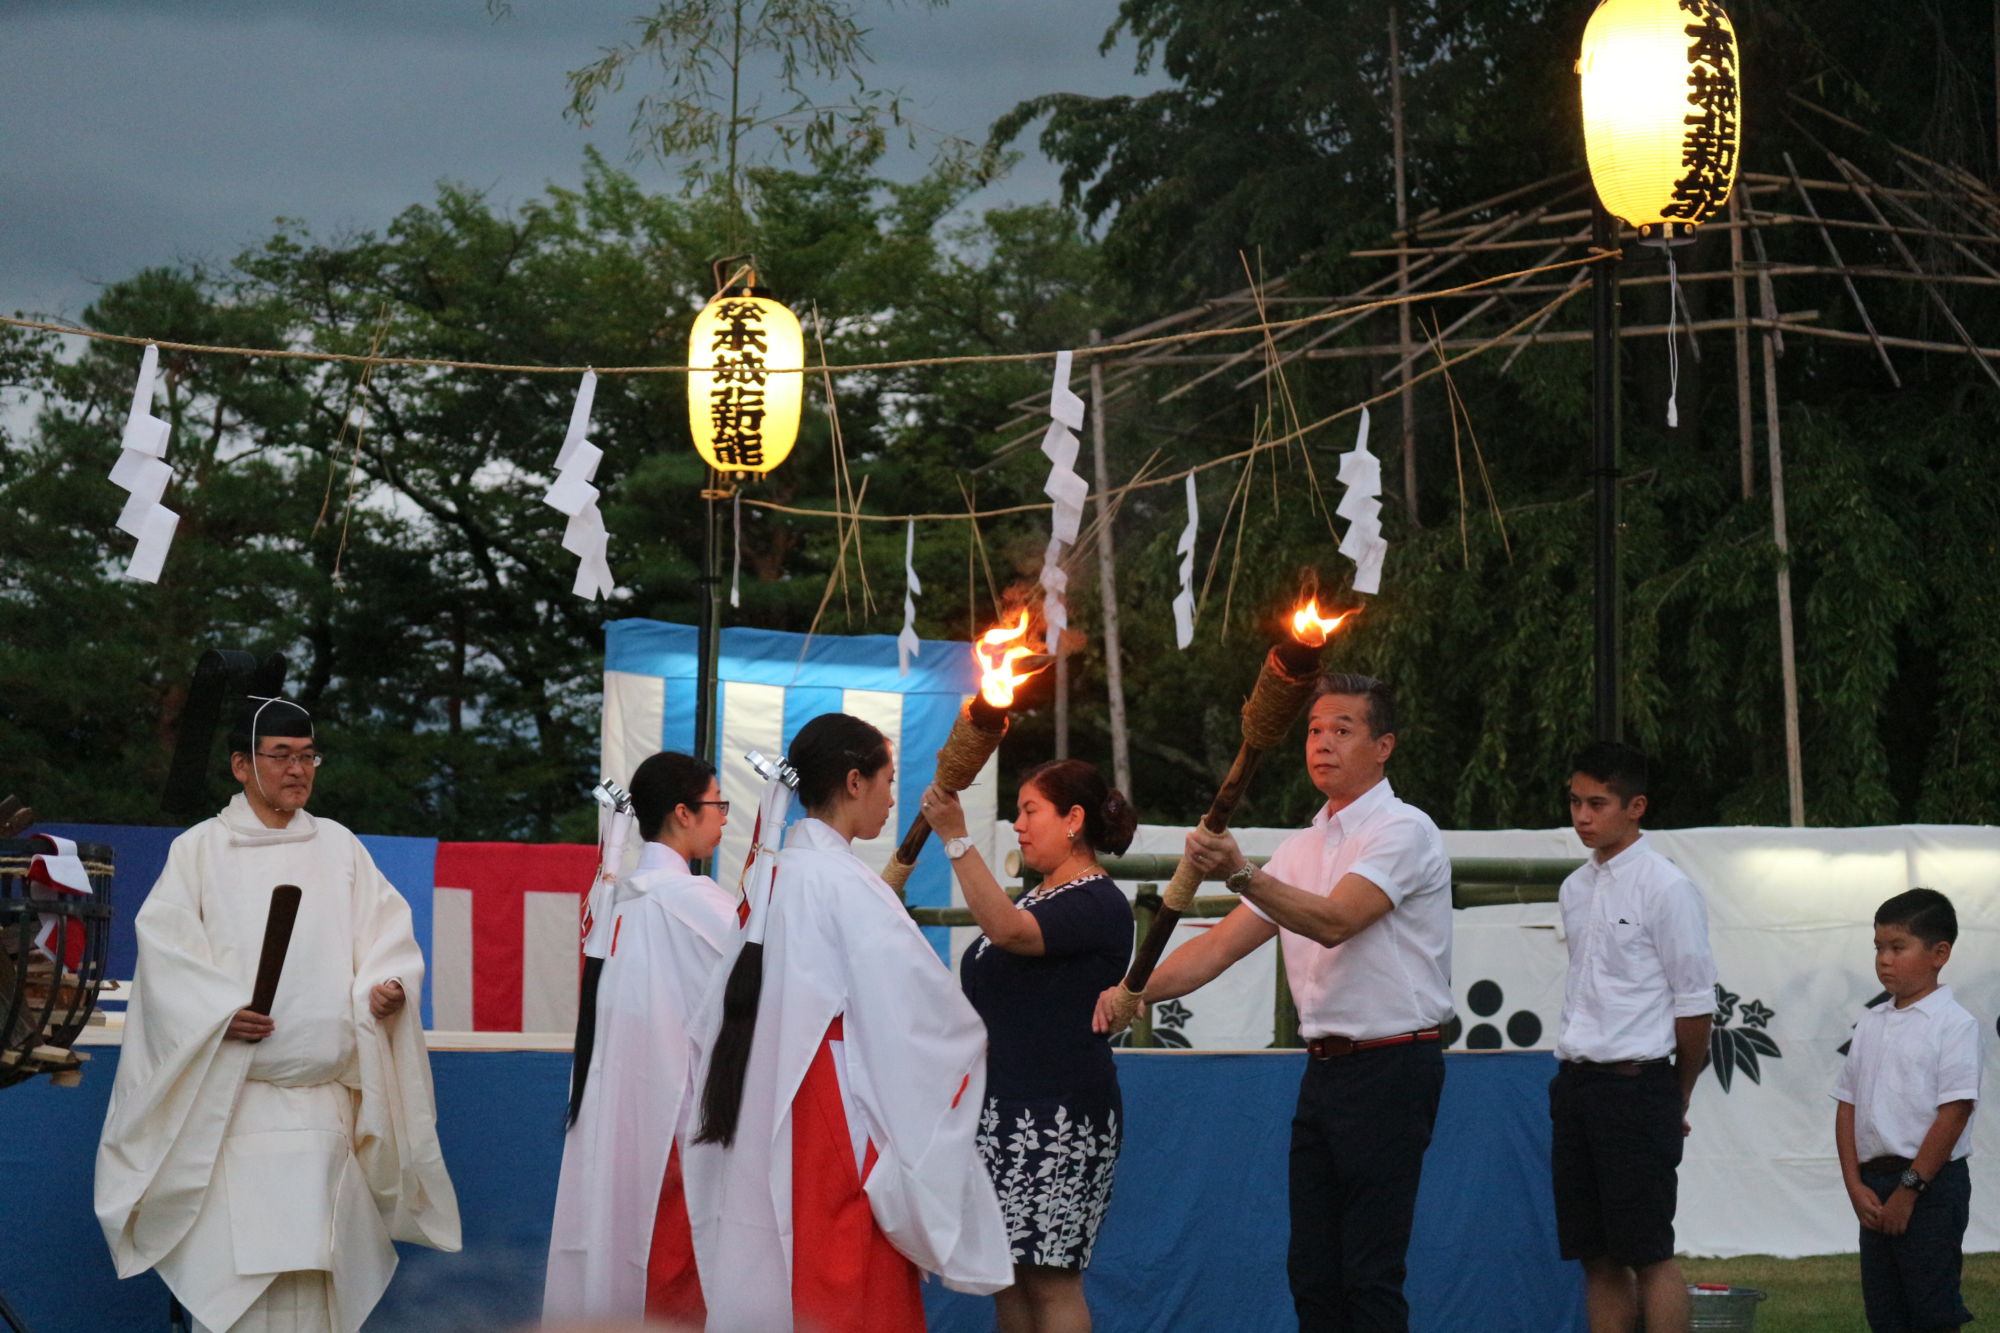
[
  {"xmin": 1224, "ymin": 862, "xmax": 1256, "ymax": 893},
  {"xmin": 945, "ymin": 836, "xmax": 973, "ymax": 860}
]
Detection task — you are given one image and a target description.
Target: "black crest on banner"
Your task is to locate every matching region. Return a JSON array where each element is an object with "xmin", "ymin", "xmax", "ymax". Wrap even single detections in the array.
[{"xmin": 1709, "ymin": 982, "xmax": 1782, "ymax": 1091}]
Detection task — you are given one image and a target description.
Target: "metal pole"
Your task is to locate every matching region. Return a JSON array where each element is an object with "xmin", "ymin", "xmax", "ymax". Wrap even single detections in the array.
[
  {"xmin": 1591, "ymin": 202, "xmax": 1623, "ymax": 743},
  {"xmin": 1088, "ymin": 332, "xmax": 1133, "ymax": 796},
  {"xmin": 694, "ymin": 472, "xmax": 725, "ymax": 767}
]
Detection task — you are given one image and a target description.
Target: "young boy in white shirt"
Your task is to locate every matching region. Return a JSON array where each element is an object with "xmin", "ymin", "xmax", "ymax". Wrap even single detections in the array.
[{"xmin": 1833, "ymin": 888, "xmax": 1982, "ymax": 1333}]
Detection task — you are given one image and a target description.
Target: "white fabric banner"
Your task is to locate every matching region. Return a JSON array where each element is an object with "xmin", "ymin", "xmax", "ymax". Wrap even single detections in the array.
[{"xmin": 1094, "ymin": 820, "xmax": 2000, "ymax": 1257}]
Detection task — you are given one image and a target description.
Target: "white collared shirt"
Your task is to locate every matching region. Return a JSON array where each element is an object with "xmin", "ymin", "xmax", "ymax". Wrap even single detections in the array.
[
  {"xmin": 1831, "ymin": 984, "xmax": 1982, "ymax": 1161},
  {"xmin": 1245, "ymin": 778, "xmax": 1453, "ymax": 1042},
  {"xmin": 1554, "ymin": 834, "xmax": 1717, "ymax": 1063}
]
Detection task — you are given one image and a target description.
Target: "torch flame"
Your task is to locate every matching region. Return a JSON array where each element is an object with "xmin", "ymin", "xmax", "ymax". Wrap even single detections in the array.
[
  {"xmin": 1289, "ymin": 597, "xmax": 1356, "ymax": 648},
  {"xmin": 975, "ymin": 609, "xmax": 1045, "ymax": 708}
]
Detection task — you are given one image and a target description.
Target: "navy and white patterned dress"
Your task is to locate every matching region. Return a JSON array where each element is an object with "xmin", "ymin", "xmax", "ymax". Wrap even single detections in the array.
[{"xmin": 960, "ymin": 870, "xmax": 1133, "ymax": 1269}]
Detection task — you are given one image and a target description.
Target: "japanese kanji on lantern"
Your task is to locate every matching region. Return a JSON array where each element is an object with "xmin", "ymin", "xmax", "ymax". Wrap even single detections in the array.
[
  {"xmin": 1577, "ymin": 0, "xmax": 1741, "ymax": 240},
  {"xmin": 686, "ymin": 279, "xmax": 805, "ymax": 474}
]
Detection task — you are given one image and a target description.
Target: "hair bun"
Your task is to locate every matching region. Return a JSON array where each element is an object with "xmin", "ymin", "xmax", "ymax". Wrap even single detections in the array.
[{"xmin": 1098, "ymin": 788, "xmax": 1138, "ymax": 856}]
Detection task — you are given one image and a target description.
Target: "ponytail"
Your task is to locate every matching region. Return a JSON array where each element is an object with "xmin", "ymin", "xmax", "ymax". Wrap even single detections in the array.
[{"xmin": 695, "ymin": 713, "xmax": 887, "ymax": 1148}]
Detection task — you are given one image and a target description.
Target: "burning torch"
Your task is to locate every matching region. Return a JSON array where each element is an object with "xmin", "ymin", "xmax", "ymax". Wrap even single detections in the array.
[
  {"xmin": 1103, "ymin": 597, "xmax": 1355, "ymax": 1031},
  {"xmin": 880, "ymin": 610, "xmax": 1051, "ymax": 896}
]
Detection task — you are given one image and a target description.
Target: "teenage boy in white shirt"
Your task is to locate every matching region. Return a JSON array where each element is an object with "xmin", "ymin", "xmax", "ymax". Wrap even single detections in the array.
[
  {"xmin": 1834, "ymin": 888, "xmax": 1981, "ymax": 1333},
  {"xmin": 1552, "ymin": 741, "xmax": 1716, "ymax": 1333}
]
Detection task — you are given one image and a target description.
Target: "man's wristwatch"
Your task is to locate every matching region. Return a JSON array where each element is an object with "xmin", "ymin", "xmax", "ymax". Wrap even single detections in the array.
[
  {"xmin": 944, "ymin": 836, "xmax": 973, "ymax": 861},
  {"xmin": 1898, "ymin": 1167, "xmax": 1929, "ymax": 1194},
  {"xmin": 1224, "ymin": 862, "xmax": 1256, "ymax": 893}
]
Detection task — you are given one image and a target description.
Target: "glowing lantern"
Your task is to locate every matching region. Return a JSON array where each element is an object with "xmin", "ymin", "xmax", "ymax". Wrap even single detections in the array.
[
  {"xmin": 686, "ymin": 280, "xmax": 804, "ymax": 474},
  {"xmin": 1577, "ymin": 0, "xmax": 1741, "ymax": 240}
]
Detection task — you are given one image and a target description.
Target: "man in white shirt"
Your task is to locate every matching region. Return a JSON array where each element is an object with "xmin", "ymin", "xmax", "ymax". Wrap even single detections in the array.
[
  {"xmin": 1552, "ymin": 741, "xmax": 1715, "ymax": 1333},
  {"xmin": 1100, "ymin": 674, "xmax": 1452, "ymax": 1332}
]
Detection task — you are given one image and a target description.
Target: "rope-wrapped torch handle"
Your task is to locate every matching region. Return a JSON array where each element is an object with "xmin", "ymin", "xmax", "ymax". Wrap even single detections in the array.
[{"xmin": 882, "ymin": 699, "xmax": 1007, "ymax": 897}]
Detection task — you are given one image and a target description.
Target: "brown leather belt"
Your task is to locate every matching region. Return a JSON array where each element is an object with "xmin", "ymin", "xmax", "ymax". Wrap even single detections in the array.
[
  {"xmin": 1561, "ymin": 1058, "xmax": 1669, "ymax": 1077},
  {"xmin": 1305, "ymin": 1028, "xmax": 1441, "ymax": 1061},
  {"xmin": 1860, "ymin": 1155, "xmax": 1914, "ymax": 1174}
]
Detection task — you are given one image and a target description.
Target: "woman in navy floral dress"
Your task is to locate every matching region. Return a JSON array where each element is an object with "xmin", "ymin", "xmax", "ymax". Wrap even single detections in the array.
[{"xmin": 921, "ymin": 759, "xmax": 1136, "ymax": 1333}]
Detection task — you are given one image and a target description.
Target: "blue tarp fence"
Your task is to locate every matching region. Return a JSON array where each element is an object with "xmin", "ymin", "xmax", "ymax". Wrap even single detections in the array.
[{"xmin": 0, "ymin": 1048, "xmax": 1583, "ymax": 1331}]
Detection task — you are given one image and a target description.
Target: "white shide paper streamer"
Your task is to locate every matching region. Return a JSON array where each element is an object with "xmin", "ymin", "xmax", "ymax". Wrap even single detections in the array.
[
  {"xmin": 1172, "ymin": 472, "xmax": 1198, "ymax": 648},
  {"xmin": 542, "ymin": 370, "xmax": 615, "ymax": 600},
  {"xmin": 897, "ymin": 519, "xmax": 922, "ymax": 675},
  {"xmin": 1039, "ymin": 350, "xmax": 1089, "ymax": 641},
  {"xmin": 1336, "ymin": 406, "xmax": 1389, "ymax": 595},
  {"xmin": 108, "ymin": 344, "xmax": 179, "ymax": 583}
]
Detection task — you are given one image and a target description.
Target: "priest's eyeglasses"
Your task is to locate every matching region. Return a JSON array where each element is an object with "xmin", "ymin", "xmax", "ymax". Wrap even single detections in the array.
[
  {"xmin": 694, "ymin": 800, "xmax": 730, "ymax": 816},
  {"xmin": 255, "ymin": 749, "xmax": 324, "ymax": 770}
]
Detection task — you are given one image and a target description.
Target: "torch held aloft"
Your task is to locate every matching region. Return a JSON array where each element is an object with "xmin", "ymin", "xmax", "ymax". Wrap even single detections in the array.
[
  {"xmin": 1104, "ymin": 638, "xmax": 1320, "ymax": 1032},
  {"xmin": 880, "ymin": 696, "xmax": 1008, "ymax": 896}
]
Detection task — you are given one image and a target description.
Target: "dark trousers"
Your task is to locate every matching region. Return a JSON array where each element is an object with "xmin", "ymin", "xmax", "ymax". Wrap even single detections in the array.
[
  {"xmin": 1288, "ymin": 1041, "xmax": 1446, "ymax": 1333},
  {"xmin": 1858, "ymin": 1157, "xmax": 1973, "ymax": 1333}
]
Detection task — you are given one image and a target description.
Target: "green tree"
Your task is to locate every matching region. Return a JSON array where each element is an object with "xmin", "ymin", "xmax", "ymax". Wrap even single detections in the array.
[{"xmin": 0, "ymin": 154, "xmax": 1110, "ymax": 837}]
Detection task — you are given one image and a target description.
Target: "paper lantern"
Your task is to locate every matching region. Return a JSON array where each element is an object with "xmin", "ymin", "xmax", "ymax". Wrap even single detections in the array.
[
  {"xmin": 686, "ymin": 286, "xmax": 803, "ymax": 474},
  {"xmin": 1578, "ymin": 0, "xmax": 1741, "ymax": 240}
]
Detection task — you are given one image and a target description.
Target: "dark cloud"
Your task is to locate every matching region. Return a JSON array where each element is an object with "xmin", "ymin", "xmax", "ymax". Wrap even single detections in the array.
[{"xmin": 0, "ymin": 0, "xmax": 1160, "ymax": 320}]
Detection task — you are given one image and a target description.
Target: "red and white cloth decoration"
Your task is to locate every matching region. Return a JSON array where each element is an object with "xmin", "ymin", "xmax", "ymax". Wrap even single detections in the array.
[
  {"xmin": 28, "ymin": 833, "xmax": 92, "ymax": 969},
  {"xmin": 108, "ymin": 343, "xmax": 179, "ymax": 583},
  {"xmin": 1336, "ymin": 407, "xmax": 1388, "ymax": 595},
  {"xmin": 1038, "ymin": 351, "xmax": 1089, "ymax": 640},
  {"xmin": 429, "ymin": 841, "xmax": 601, "ymax": 1033},
  {"xmin": 544, "ymin": 370, "xmax": 615, "ymax": 601}
]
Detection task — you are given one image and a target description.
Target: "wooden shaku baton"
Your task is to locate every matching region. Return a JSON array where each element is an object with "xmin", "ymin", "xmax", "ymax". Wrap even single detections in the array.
[
  {"xmin": 1104, "ymin": 637, "xmax": 1322, "ymax": 1032},
  {"xmin": 247, "ymin": 883, "xmax": 303, "ymax": 1016}
]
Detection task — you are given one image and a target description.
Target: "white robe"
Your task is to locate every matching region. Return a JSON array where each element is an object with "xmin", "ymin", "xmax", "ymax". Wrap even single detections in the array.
[
  {"xmin": 542, "ymin": 842, "xmax": 736, "ymax": 1321},
  {"xmin": 683, "ymin": 817, "xmax": 1011, "ymax": 1332},
  {"xmin": 95, "ymin": 796, "xmax": 461, "ymax": 1333}
]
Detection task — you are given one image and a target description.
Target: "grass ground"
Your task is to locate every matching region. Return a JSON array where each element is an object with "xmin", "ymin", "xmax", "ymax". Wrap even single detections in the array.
[{"xmin": 1678, "ymin": 1253, "xmax": 2000, "ymax": 1332}]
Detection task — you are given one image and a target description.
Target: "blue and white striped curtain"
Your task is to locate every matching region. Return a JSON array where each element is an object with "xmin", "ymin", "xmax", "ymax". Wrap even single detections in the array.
[{"xmin": 600, "ymin": 619, "xmax": 1000, "ymax": 961}]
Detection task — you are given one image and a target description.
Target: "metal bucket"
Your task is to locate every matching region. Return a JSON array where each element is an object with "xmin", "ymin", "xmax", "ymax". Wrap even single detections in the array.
[{"xmin": 1689, "ymin": 1284, "xmax": 1766, "ymax": 1330}]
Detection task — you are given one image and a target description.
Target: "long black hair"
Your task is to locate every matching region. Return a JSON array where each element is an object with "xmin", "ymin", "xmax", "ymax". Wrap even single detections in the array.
[{"xmin": 694, "ymin": 713, "xmax": 891, "ymax": 1147}]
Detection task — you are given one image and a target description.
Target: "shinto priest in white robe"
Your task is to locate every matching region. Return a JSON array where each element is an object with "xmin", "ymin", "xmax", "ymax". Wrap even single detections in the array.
[
  {"xmin": 543, "ymin": 839, "xmax": 737, "ymax": 1321},
  {"xmin": 683, "ymin": 814, "xmax": 1012, "ymax": 1332},
  {"xmin": 94, "ymin": 795, "xmax": 461, "ymax": 1332}
]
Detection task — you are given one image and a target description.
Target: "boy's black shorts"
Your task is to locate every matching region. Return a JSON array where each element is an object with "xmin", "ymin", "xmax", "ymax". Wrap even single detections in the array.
[
  {"xmin": 1859, "ymin": 1156, "xmax": 1973, "ymax": 1333},
  {"xmin": 1548, "ymin": 1060, "xmax": 1684, "ymax": 1267}
]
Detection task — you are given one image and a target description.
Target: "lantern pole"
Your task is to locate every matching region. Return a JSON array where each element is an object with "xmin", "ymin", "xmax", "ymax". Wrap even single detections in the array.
[
  {"xmin": 695, "ymin": 467, "xmax": 725, "ymax": 768},
  {"xmin": 1590, "ymin": 200, "xmax": 1623, "ymax": 743}
]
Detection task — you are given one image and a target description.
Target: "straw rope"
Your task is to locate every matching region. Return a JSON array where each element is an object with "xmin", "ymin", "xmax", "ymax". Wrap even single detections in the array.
[
  {"xmin": 739, "ymin": 276, "xmax": 1591, "ymax": 524},
  {"xmin": 0, "ymin": 251, "xmax": 1610, "ymax": 378}
]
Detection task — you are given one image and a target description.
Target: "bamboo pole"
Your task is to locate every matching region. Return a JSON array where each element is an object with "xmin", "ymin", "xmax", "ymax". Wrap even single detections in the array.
[
  {"xmin": 1729, "ymin": 192, "xmax": 1756, "ymax": 497},
  {"xmin": 1782, "ymin": 151, "xmax": 1901, "ymax": 387},
  {"xmin": 1389, "ymin": 3, "xmax": 1418, "ymax": 524},
  {"xmin": 1089, "ymin": 331, "xmax": 1133, "ymax": 796},
  {"xmin": 1830, "ymin": 154, "xmax": 2000, "ymax": 392},
  {"xmin": 1756, "ymin": 274, "xmax": 1807, "ymax": 827}
]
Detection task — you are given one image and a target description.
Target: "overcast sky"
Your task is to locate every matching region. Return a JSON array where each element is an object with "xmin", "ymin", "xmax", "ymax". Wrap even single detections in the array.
[{"xmin": 0, "ymin": 0, "xmax": 1163, "ymax": 321}]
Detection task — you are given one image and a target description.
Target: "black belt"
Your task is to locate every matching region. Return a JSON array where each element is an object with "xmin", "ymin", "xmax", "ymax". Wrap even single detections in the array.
[
  {"xmin": 1560, "ymin": 1058, "xmax": 1670, "ymax": 1078},
  {"xmin": 1305, "ymin": 1028, "xmax": 1441, "ymax": 1060},
  {"xmin": 1860, "ymin": 1155, "xmax": 1914, "ymax": 1174}
]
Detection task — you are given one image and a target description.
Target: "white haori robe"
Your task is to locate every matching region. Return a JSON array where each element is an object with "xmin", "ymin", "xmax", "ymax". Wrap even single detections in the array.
[
  {"xmin": 94, "ymin": 796, "xmax": 461, "ymax": 1333},
  {"xmin": 682, "ymin": 816, "xmax": 1011, "ymax": 1333},
  {"xmin": 542, "ymin": 841, "xmax": 737, "ymax": 1321}
]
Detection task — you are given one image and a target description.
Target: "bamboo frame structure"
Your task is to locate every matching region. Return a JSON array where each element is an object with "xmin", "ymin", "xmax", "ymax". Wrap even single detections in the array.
[{"xmin": 996, "ymin": 107, "xmax": 2000, "ymax": 829}]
